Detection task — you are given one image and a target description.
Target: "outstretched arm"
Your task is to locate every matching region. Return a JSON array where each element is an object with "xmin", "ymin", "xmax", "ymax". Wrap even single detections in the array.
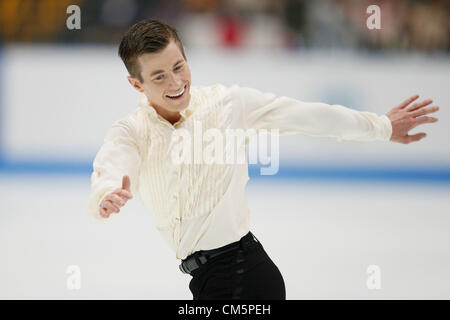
[
  {"xmin": 385, "ymin": 95, "xmax": 439, "ymax": 144},
  {"xmin": 231, "ymin": 85, "xmax": 392, "ymax": 142}
]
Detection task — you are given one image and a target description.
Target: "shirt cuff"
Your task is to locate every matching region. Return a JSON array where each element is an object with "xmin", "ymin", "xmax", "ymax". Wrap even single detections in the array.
[{"xmin": 379, "ymin": 114, "xmax": 393, "ymax": 141}]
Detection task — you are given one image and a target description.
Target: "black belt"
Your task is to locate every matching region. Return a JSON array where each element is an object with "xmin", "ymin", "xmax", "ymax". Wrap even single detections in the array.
[{"xmin": 179, "ymin": 231, "xmax": 259, "ymax": 275}]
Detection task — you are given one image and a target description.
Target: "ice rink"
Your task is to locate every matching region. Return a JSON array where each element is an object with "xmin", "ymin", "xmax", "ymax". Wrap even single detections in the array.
[
  {"xmin": 1, "ymin": 32, "xmax": 449, "ymax": 300},
  {"xmin": 1, "ymin": 174, "xmax": 449, "ymax": 299}
]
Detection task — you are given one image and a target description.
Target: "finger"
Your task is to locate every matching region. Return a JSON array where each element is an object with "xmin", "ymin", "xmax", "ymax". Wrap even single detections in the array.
[
  {"xmin": 100, "ymin": 207, "xmax": 110, "ymax": 218},
  {"xmin": 122, "ymin": 175, "xmax": 131, "ymax": 192},
  {"xmin": 397, "ymin": 94, "xmax": 419, "ymax": 109},
  {"xmin": 104, "ymin": 189, "xmax": 121, "ymax": 202},
  {"xmin": 109, "ymin": 194, "xmax": 126, "ymax": 207},
  {"xmin": 118, "ymin": 189, "xmax": 133, "ymax": 199},
  {"xmin": 406, "ymin": 99, "xmax": 432, "ymax": 112},
  {"xmin": 106, "ymin": 189, "xmax": 128, "ymax": 201},
  {"xmin": 100, "ymin": 201, "xmax": 114, "ymax": 214},
  {"xmin": 104, "ymin": 192, "xmax": 121, "ymax": 203},
  {"xmin": 412, "ymin": 116, "xmax": 438, "ymax": 127},
  {"xmin": 99, "ymin": 206, "xmax": 111, "ymax": 218},
  {"xmin": 103, "ymin": 200, "xmax": 120, "ymax": 213},
  {"xmin": 411, "ymin": 106, "xmax": 439, "ymax": 118}
]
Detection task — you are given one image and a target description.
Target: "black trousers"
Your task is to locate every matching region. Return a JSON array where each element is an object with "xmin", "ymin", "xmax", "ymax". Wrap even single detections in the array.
[{"xmin": 188, "ymin": 232, "xmax": 286, "ymax": 300}]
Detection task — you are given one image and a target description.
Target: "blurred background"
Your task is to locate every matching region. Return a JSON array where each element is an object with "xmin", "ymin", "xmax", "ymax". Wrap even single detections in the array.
[{"xmin": 0, "ymin": 0, "xmax": 449, "ymax": 299}]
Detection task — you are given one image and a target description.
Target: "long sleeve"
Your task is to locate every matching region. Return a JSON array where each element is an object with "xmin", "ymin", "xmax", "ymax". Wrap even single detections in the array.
[
  {"xmin": 232, "ymin": 85, "xmax": 392, "ymax": 142},
  {"xmin": 88, "ymin": 119, "xmax": 141, "ymax": 221}
]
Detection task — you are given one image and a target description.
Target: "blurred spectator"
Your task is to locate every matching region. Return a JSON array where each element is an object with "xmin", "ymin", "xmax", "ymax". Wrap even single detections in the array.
[
  {"xmin": 100, "ymin": 0, "xmax": 137, "ymax": 29},
  {"xmin": 282, "ymin": 0, "xmax": 309, "ymax": 49},
  {"xmin": 215, "ymin": 13, "xmax": 247, "ymax": 48},
  {"xmin": 304, "ymin": 0, "xmax": 358, "ymax": 49},
  {"xmin": 0, "ymin": 0, "xmax": 80, "ymax": 42},
  {"xmin": 407, "ymin": 0, "xmax": 449, "ymax": 52},
  {"xmin": 0, "ymin": 0, "xmax": 448, "ymax": 53}
]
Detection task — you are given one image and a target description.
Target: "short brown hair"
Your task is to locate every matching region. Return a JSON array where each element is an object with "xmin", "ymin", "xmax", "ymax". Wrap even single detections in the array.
[{"xmin": 118, "ymin": 19, "xmax": 186, "ymax": 82}]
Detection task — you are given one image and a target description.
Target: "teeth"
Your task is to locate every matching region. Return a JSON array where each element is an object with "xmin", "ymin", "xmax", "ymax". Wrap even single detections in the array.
[{"xmin": 167, "ymin": 86, "xmax": 185, "ymax": 98}]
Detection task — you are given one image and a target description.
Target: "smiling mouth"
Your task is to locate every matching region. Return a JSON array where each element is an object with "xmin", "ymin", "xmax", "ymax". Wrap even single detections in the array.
[{"xmin": 166, "ymin": 84, "xmax": 187, "ymax": 100}]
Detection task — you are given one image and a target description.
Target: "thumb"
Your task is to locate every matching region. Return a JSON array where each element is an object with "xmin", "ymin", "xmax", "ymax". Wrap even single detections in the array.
[
  {"xmin": 406, "ymin": 132, "xmax": 426, "ymax": 143},
  {"xmin": 122, "ymin": 175, "xmax": 131, "ymax": 192}
]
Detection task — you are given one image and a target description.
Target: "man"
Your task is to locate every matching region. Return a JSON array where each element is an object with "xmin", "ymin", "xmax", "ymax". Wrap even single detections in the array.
[{"xmin": 88, "ymin": 19, "xmax": 439, "ymax": 300}]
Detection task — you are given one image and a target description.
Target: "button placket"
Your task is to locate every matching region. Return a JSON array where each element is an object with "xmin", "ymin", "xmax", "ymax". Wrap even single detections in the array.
[
  {"xmin": 172, "ymin": 164, "xmax": 181, "ymax": 201},
  {"xmin": 172, "ymin": 164, "xmax": 181, "ymax": 226},
  {"xmin": 171, "ymin": 179, "xmax": 181, "ymax": 245},
  {"xmin": 175, "ymin": 165, "xmax": 183, "ymax": 249}
]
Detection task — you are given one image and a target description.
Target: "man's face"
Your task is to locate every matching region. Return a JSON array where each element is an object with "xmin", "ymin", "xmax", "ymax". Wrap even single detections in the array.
[{"xmin": 128, "ymin": 40, "xmax": 191, "ymax": 122}]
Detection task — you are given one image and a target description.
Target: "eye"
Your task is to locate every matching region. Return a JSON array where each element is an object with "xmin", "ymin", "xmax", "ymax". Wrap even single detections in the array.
[
  {"xmin": 155, "ymin": 75, "xmax": 164, "ymax": 81},
  {"xmin": 174, "ymin": 64, "xmax": 183, "ymax": 71}
]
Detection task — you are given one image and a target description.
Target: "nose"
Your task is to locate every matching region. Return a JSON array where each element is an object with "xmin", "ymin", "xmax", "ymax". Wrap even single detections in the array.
[{"xmin": 168, "ymin": 72, "xmax": 183, "ymax": 89}]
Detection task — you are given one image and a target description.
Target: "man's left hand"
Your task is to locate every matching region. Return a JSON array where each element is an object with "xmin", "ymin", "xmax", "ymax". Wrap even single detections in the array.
[{"xmin": 386, "ymin": 94, "xmax": 439, "ymax": 144}]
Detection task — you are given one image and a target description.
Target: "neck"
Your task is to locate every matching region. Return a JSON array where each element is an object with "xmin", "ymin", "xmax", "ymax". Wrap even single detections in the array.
[
  {"xmin": 153, "ymin": 104, "xmax": 181, "ymax": 125},
  {"xmin": 165, "ymin": 113, "xmax": 182, "ymax": 125}
]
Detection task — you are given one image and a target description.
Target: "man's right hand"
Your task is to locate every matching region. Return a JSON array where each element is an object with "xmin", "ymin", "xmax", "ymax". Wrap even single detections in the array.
[{"xmin": 99, "ymin": 175, "xmax": 133, "ymax": 218}]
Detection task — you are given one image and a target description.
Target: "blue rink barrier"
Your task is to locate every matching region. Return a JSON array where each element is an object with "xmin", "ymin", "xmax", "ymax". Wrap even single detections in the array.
[
  {"xmin": 248, "ymin": 164, "xmax": 450, "ymax": 183},
  {"xmin": 0, "ymin": 156, "xmax": 449, "ymax": 184}
]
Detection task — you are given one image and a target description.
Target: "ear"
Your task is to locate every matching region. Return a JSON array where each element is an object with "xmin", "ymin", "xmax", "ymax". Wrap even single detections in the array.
[{"xmin": 127, "ymin": 76, "xmax": 144, "ymax": 92}]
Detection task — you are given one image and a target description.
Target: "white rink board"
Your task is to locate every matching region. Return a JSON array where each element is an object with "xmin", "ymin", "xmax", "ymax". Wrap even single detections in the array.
[{"xmin": 1, "ymin": 45, "xmax": 449, "ymax": 167}]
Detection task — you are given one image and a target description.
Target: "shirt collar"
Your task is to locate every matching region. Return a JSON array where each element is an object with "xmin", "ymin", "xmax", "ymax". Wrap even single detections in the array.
[{"xmin": 137, "ymin": 92, "xmax": 195, "ymax": 125}]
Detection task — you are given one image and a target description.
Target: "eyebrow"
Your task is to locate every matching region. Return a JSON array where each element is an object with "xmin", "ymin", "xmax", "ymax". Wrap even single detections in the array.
[{"xmin": 150, "ymin": 59, "xmax": 185, "ymax": 77}]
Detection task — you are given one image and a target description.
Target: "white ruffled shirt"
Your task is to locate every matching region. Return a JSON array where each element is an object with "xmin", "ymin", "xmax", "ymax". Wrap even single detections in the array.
[{"xmin": 88, "ymin": 83, "xmax": 392, "ymax": 259}]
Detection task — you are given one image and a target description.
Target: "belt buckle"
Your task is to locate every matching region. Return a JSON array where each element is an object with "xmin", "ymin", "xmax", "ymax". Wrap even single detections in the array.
[
  {"xmin": 180, "ymin": 254, "xmax": 207, "ymax": 275},
  {"xmin": 180, "ymin": 257, "xmax": 194, "ymax": 274},
  {"xmin": 179, "ymin": 262, "xmax": 189, "ymax": 274}
]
